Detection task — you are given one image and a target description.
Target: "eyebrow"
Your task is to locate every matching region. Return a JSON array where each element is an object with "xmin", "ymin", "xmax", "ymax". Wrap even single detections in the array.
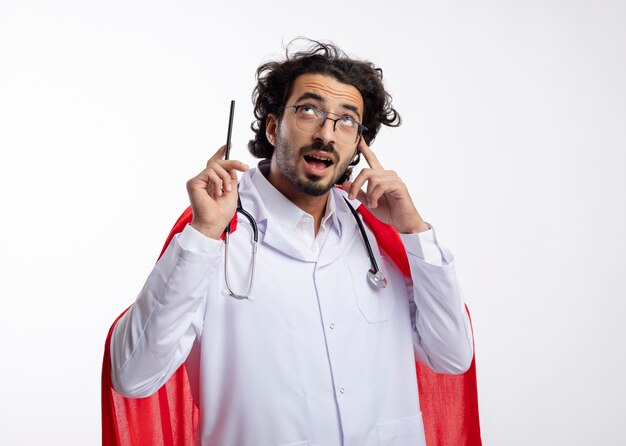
[{"xmin": 295, "ymin": 92, "xmax": 362, "ymax": 121}]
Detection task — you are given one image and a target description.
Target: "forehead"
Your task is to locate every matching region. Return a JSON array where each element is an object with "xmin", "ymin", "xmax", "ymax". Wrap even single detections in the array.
[{"xmin": 287, "ymin": 73, "xmax": 364, "ymax": 115}]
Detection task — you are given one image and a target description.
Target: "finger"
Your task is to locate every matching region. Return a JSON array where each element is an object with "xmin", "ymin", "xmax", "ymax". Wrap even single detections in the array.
[
  {"xmin": 350, "ymin": 169, "xmax": 399, "ymax": 205},
  {"xmin": 358, "ymin": 138, "xmax": 383, "ymax": 170},
  {"xmin": 219, "ymin": 159, "xmax": 249, "ymax": 174},
  {"xmin": 346, "ymin": 168, "xmax": 373, "ymax": 200},
  {"xmin": 208, "ymin": 158, "xmax": 249, "ymax": 174},
  {"xmin": 342, "ymin": 180, "xmax": 368, "ymax": 204},
  {"xmin": 226, "ymin": 166, "xmax": 242, "ymax": 190},
  {"xmin": 205, "ymin": 169, "xmax": 224, "ymax": 196},
  {"xmin": 204, "ymin": 159, "xmax": 249, "ymax": 189},
  {"xmin": 367, "ymin": 180, "xmax": 397, "ymax": 208},
  {"xmin": 219, "ymin": 160, "xmax": 249, "ymax": 191},
  {"xmin": 208, "ymin": 162, "xmax": 236, "ymax": 192},
  {"xmin": 206, "ymin": 145, "xmax": 227, "ymax": 167}
]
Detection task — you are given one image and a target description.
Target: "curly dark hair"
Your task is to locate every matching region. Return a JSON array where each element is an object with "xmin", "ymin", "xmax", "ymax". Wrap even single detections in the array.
[{"xmin": 248, "ymin": 38, "xmax": 401, "ymax": 173}]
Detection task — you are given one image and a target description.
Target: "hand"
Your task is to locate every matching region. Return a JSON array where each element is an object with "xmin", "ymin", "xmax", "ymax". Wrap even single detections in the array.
[
  {"xmin": 186, "ymin": 145, "xmax": 249, "ymax": 239},
  {"xmin": 342, "ymin": 139, "xmax": 429, "ymax": 234}
]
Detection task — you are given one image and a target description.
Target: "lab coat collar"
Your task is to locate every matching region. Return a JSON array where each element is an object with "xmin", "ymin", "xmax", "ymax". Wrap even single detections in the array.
[
  {"xmin": 249, "ymin": 164, "xmax": 338, "ymax": 236},
  {"xmin": 238, "ymin": 164, "xmax": 358, "ymax": 263}
]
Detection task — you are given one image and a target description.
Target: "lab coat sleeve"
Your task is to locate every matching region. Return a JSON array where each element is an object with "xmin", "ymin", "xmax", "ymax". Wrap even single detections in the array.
[
  {"xmin": 400, "ymin": 228, "xmax": 474, "ymax": 375},
  {"xmin": 110, "ymin": 224, "xmax": 222, "ymax": 398}
]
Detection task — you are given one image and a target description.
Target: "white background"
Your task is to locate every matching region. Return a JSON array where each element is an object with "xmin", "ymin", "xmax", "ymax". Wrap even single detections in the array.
[{"xmin": 1, "ymin": 1, "xmax": 625, "ymax": 445}]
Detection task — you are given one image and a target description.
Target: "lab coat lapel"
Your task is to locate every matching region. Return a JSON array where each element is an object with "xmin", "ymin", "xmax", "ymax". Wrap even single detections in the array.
[
  {"xmin": 261, "ymin": 219, "xmax": 319, "ymax": 262},
  {"xmin": 239, "ymin": 170, "xmax": 318, "ymax": 263}
]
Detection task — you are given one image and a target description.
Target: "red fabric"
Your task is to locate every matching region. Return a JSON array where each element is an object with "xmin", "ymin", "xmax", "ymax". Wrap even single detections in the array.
[
  {"xmin": 102, "ymin": 311, "xmax": 199, "ymax": 446},
  {"xmin": 102, "ymin": 206, "xmax": 481, "ymax": 445}
]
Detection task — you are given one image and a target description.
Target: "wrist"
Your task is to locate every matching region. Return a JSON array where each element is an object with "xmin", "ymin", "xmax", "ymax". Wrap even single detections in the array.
[
  {"xmin": 400, "ymin": 219, "xmax": 430, "ymax": 234},
  {"xmin": 190, "ymin": 220, "xmax": 225, "ymax": 240}
]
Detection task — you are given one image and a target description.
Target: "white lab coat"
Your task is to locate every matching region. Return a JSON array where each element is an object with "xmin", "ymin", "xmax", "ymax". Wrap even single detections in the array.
[{"xmin": 111, "ymin": 166, "xmax": 473, "ymax": 446}]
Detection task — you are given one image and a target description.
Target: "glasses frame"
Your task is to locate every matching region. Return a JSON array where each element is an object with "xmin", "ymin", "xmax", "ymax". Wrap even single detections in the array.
[{"xmin": 286, "ymin": 104, "xmax": 368, "ymax": 144}]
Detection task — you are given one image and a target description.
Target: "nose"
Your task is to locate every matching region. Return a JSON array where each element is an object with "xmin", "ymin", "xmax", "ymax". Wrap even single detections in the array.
[{"xmin": 313, "ymin": 117, "xmax": 336, "ymax": 145}]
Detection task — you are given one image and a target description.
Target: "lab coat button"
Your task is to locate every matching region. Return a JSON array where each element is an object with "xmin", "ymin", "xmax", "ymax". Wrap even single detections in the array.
[
  {"xmin": 329, "ymin": 323, "xmax": 335, "ymax": 329},
  {"xmin": 339, "ymin": 387, "xmax": 345, "ymax": 394}
]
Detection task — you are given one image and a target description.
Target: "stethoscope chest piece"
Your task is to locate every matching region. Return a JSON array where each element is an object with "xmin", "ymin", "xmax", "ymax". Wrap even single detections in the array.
[{"xmin": 368, "ymin": 269, "xmax": 388, "ymax": 288}]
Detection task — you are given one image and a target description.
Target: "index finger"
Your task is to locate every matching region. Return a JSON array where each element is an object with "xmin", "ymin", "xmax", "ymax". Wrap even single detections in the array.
[
  {"xmin": 358, "ymin": 138, "xmax": 383, "ymax": 170},
  {"xmin": 206, "ymin": 145, "xmax": 228, "ymax": 166}
]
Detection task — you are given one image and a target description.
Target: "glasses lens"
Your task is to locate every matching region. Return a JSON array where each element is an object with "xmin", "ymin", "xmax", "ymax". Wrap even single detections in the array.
[
  {"xmin": 294, "ymin": 106, "xmax": 360, "ymax": 144},
  {"xmin": 294, "ymin": 106, "xmax": 323, "ymax": 131},
  {"xmin": 335, "ymin": 117, "xmax": 359, "ymax": 143}
]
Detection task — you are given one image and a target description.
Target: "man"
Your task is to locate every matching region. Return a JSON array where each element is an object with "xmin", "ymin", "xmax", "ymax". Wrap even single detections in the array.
[{"xmin": 110, "ymin": 40, "xmax": 474, "ymax": 446}]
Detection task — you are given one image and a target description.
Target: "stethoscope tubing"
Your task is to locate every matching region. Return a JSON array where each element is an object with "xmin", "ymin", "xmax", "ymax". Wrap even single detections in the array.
[
  {"xmin": 223, "ymin": 191, "xmax": 387, "ymax": 300},
  {"xmin": 224, "ymin": 195, "xmax": 259, "ymax": 299}
]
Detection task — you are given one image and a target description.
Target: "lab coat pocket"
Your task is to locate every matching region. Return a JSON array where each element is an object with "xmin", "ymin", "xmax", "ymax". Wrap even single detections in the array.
[
  {"xmin": 350, "ymin": 256, "xmax": 397, "ymax": 323},
  {"xmin": 376, "ymin": 413, "xmax": 425, "ymax": 446}
]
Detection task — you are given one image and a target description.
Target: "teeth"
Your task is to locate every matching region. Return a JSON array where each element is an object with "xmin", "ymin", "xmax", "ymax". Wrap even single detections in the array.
[
  {"xmin": 309, "ymin": 155, "xmax": 331, "ymax": 162},
  {"xmin": 304, "ymin": 153, "xmax": 333, "ymax": 167}
]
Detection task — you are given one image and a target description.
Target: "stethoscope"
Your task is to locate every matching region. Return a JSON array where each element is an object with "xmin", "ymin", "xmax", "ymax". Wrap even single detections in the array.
[
  {"xmin": 223, "ymin": 191, "xmax": 388, "ymax": 300},
  {"xmin": 221, "ymin": 100, "xmax": 387, "ymax": 300}
]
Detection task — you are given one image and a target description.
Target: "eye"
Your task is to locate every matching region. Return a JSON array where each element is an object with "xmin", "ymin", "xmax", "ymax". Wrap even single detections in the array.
[
  {"xmin": 338, "ymin": 116, "xmax": 357, "ymax": 127},
  {"xmin": 299, "ymin": 105, "xmax": 319, "ymax": 116}
]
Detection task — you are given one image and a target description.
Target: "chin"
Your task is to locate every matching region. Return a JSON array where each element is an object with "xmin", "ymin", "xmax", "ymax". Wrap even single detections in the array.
[{"xmin": 295, "ymin": 174, "xmax": 335, "ymax": 197}]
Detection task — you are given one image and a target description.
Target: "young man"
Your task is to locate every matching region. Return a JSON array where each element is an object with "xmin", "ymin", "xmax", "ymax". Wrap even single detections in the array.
[{"xmin": 110, "ymin": 41, "xmax": 474, "ymax": 446}]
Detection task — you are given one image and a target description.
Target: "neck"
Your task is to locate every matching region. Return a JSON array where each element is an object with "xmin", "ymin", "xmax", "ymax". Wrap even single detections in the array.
[{"xmin": 263, "ymin": 160, "xmax": 329, "ymax": 235}]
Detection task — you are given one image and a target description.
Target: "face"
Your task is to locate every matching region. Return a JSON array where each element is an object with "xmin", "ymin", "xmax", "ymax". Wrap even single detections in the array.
[{"xmin": 266, "ymin": 73, "xmax": 364, "ymax": 198}]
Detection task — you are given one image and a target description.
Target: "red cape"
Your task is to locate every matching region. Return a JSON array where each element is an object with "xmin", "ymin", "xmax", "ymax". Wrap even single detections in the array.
[{"xmin": 102, "ymin": 205, "xmax": 481, "ymax": 445}]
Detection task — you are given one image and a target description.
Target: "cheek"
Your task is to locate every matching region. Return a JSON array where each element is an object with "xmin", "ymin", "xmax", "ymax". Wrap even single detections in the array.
[
  {"xmin": 340, "ymin": 148, "xmax": 358, "ymax": 164},
  {"xmin": 336, "ymin": 152, "xmax": 355, "ymax": 175},
  {"xmin": 275, "ymin": 132, "xmax": 297, "ymax": 162}
]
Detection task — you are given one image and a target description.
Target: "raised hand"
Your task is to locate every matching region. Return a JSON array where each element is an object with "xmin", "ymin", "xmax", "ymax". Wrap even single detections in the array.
[
  {"xmin": 186, "ymin": 145, "xmax": 249, "ymax": 239},
  {"xmin": 342, "ymin": 139, "xmax": 429, "ymax": 234}
]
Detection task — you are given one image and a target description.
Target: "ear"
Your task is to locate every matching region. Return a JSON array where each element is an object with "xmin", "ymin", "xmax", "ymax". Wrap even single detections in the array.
[{"xmin": 266, "ymin": 113, "xmax": 277, "ymax": 147}]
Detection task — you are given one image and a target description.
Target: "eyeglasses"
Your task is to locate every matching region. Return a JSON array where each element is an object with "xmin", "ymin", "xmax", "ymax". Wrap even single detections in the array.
[{"xmin": 286, "ymin": 104, "xmax": 367, "ymax": 144}]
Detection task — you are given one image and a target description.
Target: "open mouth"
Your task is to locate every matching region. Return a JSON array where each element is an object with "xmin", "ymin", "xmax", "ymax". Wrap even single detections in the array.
[{"xmin": 303, "ymin": 154, "xmax": 334, "ymax": 170}]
